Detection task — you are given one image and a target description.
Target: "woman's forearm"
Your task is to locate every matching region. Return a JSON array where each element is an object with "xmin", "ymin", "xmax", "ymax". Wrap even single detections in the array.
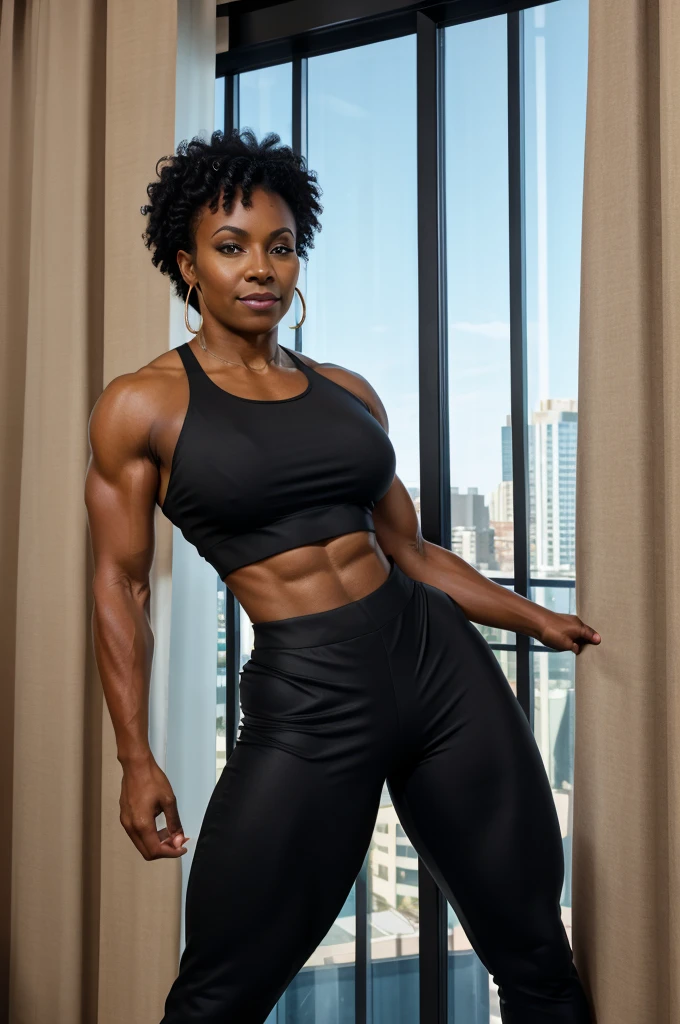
[
  {"xmin": 91, "ymin": 576, "xmax": 155, "ymax": 766},
  {"xmin": 401, "ymin": 539, "xmax": 551, "ymax": 639}
]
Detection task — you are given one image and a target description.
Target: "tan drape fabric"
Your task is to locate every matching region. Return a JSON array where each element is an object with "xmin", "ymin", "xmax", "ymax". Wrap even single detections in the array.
[
  {"xmin": 573, "ymin": 1, "xmax": 680, "ymax": 1021},
  {"xmin": 3, "ymin": 0, "xmax": 678, "ymax": 1020},
  {"xmin": 0, "ymin": 2, "xmax": 181, "ymax": 1022}
]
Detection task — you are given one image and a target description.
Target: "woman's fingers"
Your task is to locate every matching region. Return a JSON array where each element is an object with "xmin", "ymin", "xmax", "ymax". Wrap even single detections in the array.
[
  {"xmin": 161, "ymin": 793, "xmax": 190, "ymax": 848},
  {"xmin": 162, "ymin": 794, "xmax": 183, "ymax": 833},
  {"xmin": 573, "ymin": 621, "xmax": 601, "ymax": 654},
  {"xmin": 136, "ymin": 818, "xmax": 187, "ymax": 859},
  {"xmin": 540, "ymin": 615, "xmax": 602, "ymax": 655},
  {"xmin": 121, "ymin": 814, "xmax": 187, "ymax": 860}
]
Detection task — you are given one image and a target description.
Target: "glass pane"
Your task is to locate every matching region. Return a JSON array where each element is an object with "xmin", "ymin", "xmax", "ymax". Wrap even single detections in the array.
[
  {"xmin": 238, "ymin": 601, "xmax": 253, "ymax": 741},
  {"xmin": 306, "ymin": 35, "xmax": 420, "ymax": 497},
  {"xmin": 524, "ymin": 0, "xmax": 588, "ymax": 581},
  {"xmin": 306, "ymin": 34, "xmax": 419, "ymax": 1024},
  {"xmin": 215, "ymin": 76, "xmax": 225, "ymax": 133},
  {"xmin": 524, "ymin": 0, "xmax": 588, "ymax": 962},
  {"xmin": 239, "ymin": 63, "xmax": 293, "ymax": 147},
  {"xmin": 445, "ymin": 1, "xmax": 587, "ymax": 1013},
  {"xmin": 493, "ymin": 648, "xmax": 517, "ymax": 699},
  {"xmin": 530, "ymin": 583, "xmax": 576, "ymax": 934},
  {"xmin": 530, "ymin": 583, "xmax": 577, "ymax": 625},
  {"xmin": 216, "ymin": 586, "xmax": 252, "ymax": 782},
  {"xmin": 445, "ymin": 15, "xmax": 512, "ymax": 588},
  {"xmin": 531, "ymin": 649, "xmax": 575, "ymax": 937},
  {"xmin": 447, "ymin": 902, "xmax": 491, "ymax": 1022}
]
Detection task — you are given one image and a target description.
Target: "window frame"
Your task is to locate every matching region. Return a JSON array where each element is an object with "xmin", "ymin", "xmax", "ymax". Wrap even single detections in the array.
[{"xmin": 215, "ymin": 3, "xmax": 574, "ymax": 1022}]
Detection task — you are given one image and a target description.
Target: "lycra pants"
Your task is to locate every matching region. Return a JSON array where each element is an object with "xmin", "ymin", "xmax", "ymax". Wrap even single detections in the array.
[{"xmin": 160, "ymin": 556, "xmax": 592, "ymax": 1023}]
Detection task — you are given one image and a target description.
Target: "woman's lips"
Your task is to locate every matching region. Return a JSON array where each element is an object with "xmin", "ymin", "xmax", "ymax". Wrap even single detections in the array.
[{"xmin": 238, "ymin": 296, "xmax": 280, "ymax": 310}]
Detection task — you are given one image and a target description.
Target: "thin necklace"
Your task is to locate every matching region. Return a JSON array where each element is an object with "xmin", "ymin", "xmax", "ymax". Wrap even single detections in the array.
[{"xmin": 197, "ymin": 328, "xmax": 282, "ymax": 370}]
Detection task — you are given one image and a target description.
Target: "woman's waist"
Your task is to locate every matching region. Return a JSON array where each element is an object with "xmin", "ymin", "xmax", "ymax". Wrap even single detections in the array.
[
  {"xmin": 228, "ymin": 533, "xmax": 394, "ymax": 628},
  {"xmin": 247, "ymin": 551, "xmax": 415, "ymax": 651}
]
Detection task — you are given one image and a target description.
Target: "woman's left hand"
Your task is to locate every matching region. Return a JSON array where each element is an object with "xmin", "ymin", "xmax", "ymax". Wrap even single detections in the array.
[{"xmin": 537, "ymin": 612, "xmax": 601, "ymax": 654}]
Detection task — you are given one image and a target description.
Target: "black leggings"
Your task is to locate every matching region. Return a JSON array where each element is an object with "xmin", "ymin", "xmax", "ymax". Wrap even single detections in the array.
[{"xmin": 160, "ymin": 557, "xmax": 591, "ymax": 1023}]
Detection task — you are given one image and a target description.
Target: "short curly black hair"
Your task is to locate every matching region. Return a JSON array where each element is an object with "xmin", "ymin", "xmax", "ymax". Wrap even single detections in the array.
[{"xmin": 141, "ymin": 128, "xmax": 323, "ymax": 311}]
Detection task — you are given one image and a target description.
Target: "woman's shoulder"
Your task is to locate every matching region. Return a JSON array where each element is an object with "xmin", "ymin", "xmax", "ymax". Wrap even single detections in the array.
[{"xmin": 89, "ymin": 347, "xmax": 187, "ymax": 451}]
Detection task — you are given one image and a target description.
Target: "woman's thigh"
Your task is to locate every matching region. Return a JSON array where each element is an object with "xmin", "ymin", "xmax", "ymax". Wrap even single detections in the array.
[
  {"xmin": 187, "ymin": 736, "xmax": 383, "ymax": 956},
  {"xmin": 161, "ymin": 636, "xmax": 393, "ymax": 1024},
  {"xmin": 386, "ymin": 585, "xmax": 567, "ymax": 975}
]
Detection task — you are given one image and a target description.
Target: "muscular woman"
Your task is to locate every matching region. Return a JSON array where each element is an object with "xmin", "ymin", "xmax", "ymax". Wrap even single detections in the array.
[{"xmin": 84, "ymin": 129, "xmax": 597, "ymax": 1023}]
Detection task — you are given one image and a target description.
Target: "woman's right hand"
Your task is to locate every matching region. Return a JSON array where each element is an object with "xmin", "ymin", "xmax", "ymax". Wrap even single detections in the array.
[{"xmin": 119, "ymin": 755, "xmax": 190, "ymax": 860}]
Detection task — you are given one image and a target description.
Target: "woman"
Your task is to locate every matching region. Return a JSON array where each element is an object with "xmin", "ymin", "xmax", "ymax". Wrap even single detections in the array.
[{"xmin": 85, "ymin": 129, "xmax": 597, "ymax": 1023}]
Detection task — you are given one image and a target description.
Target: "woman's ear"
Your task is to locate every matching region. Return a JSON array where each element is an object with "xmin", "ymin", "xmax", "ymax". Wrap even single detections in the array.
[{"xmin": 176, "ymin": 249, "xmax": 197, "ymax": 289}]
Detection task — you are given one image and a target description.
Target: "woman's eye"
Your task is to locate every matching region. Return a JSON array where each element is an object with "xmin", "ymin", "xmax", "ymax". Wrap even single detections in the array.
[{"xmin": 218, "ymin": 243, "xmax": 293, "ymax": 255}]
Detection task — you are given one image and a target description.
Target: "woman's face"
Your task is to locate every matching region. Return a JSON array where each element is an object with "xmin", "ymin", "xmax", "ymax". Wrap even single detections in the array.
[{"xmin": 177, "ymin": 185, "xmax": 300, "ymax": 336}]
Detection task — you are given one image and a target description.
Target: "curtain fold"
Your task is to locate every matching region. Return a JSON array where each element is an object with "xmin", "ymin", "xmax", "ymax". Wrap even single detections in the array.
[
  {"xmin": 573, "ymin": 1, "xmax": 680, "ymax": 1021},
  {"xmin": 0, "ymin": 2, "xmax": 181, "ymax": 1022}
]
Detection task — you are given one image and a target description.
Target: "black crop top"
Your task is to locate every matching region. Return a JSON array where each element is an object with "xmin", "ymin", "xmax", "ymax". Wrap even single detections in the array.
[{"xmin": 159, "ymin": 342, "xmax": 397, "ymax": 578}]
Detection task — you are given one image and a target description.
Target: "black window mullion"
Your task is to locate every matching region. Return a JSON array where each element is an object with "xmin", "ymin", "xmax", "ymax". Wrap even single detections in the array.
[
  {"xmin": 417, "ymin": 12, "xmax": 448, "ymax": 1024},
  {"xmin": 225, "ymin": 73, "xmax": 239, "ymax": 135},
  {"xmin": 356, "ymin": 849, "xmax": 370, "ymax": 1024},
  {"xmin": 417, "ymin": 13, "xmax": 450, "ymax": 551},
  {"xmin": 291, "ymin": 56, "xmax": 308, "ymax": 158},
  {"xmin": 507, "ymin": 9, "xmax": 532, "ymax": 727}
]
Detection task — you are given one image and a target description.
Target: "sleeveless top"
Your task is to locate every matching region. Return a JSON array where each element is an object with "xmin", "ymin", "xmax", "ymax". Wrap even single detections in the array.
[{"xmin": 160, "ymin": 342, "xmax": 397, "ymax": 578}]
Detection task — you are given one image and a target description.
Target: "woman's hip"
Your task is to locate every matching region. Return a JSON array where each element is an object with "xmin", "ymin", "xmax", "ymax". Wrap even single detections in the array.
[{"xmin": 237, "ymin": 561, "xmax": 474, "ymax": 765}]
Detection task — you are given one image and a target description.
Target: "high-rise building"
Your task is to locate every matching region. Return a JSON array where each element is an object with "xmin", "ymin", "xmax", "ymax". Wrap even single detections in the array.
[
  {"xmin": 501, "ymin": 417, "xmax": 513, "ymax": 482},
  {"xmin": 451, "ymin": 487, "xmax": 499, "ymax": 571},
  {"xmin": 531, "ymin": 399, "xmax": 577, "ymax": 574}
]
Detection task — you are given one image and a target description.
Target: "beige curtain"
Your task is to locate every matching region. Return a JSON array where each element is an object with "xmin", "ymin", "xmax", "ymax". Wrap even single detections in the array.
[
  {"xmin": 3, "ymin": 0, "xmax": 678, "ymax": 1021},
  {"xmin": 573, "ymin": 0, "xmax": 680, "ymax": 1021},
  {"xmin": 0, "ymin": 2, "xmax": 182, "ymax": 1022}
]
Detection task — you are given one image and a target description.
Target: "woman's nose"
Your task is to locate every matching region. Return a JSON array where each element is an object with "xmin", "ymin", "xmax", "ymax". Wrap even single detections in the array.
[{"xmin": 245, "ymin": 252, "xmax": 274, "ymax": 280}]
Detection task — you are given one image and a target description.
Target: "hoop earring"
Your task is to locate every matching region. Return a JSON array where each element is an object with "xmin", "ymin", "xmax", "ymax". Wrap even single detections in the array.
[
  {"xmin": 289, "ymin": 286, "xmax": 307, "ymax": 330},
  {"xmin": 184, "ymin": 283, "xmax": 203, "ymax": 335}
]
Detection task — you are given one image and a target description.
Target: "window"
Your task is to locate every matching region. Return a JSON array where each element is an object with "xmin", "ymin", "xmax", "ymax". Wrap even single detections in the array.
[
  {"xmin": 397, "ymin": 868, "xmax": 419, "ymax": 888},
  {"xmin": 214, "ymin": 1, "xmax": 589, "ymax": 1020},
  {"xmin": 396, "ymin": 843, "xmax": 418, "ymax": 860}
]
